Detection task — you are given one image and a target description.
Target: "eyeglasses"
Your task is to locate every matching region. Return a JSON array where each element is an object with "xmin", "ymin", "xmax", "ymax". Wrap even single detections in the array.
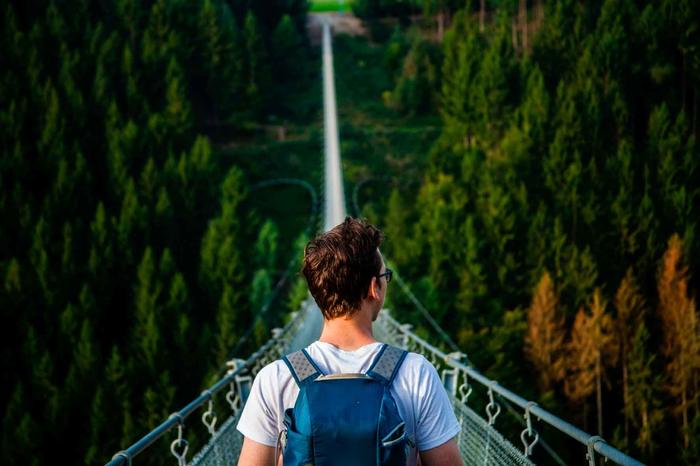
[{"xmin": 377, "ymin": 268, "xmax": 393, "ymax": 283}]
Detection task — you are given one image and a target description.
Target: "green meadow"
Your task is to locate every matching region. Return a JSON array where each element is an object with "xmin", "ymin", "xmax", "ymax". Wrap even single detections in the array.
[{"xmin": 310, "ymin": 0, "xmax": 354, "ymax": 13}]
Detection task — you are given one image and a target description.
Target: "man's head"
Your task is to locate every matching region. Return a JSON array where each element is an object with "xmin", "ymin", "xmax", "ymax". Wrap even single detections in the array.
[{"xmin": 302, "ymin": 217, "xmax": 387, "ymax": 320}]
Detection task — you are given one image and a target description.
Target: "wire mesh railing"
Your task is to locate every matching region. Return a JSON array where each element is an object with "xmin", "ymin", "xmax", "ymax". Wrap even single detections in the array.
[
  {"xmin": 105, "ymin": 299, "xmax": 320, "ymax": 466},
  {"xmin": 372, "ymin": 310, "xmax": 645, "ymax": 466},
  {"xmin": 106, "ymin": 301, "xmax": 644, "ymax": 466}
]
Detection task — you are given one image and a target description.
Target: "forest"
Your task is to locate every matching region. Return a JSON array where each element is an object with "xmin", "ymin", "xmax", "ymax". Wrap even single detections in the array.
[
  {"xmin": 359, "ymin": 0, "xmax": 700, "ymax": 464},
  {"xmin": 0, "ymin": 0, "xmax": 312, "ymax": 464},
  {"xmin": 1, "ymin": 0, "xmax": 699, "ymax": 465}
]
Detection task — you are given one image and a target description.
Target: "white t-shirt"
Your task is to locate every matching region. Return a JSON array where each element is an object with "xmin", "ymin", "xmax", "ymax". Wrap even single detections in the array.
[{"xmin": 236, "ymin": 341, "xmax": 461, "ymax": 465}]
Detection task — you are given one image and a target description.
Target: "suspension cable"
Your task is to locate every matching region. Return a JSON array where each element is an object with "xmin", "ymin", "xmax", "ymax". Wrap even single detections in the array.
[
  {"xmin": 389, "ymin": 264, "xmax": 461, "ymax": 354},
  {"xmin": 225, "ymin": 178, "xmax": 319, "ymax": 361}
]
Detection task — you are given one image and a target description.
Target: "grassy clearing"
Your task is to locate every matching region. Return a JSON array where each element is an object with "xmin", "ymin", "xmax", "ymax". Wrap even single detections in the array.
[
  {"xmin": 310, "ymin": 0, "xmax": 354, "ymax": 13},
  {"xmin": 331, "ymin": 33, "xmax": 441, "ymax": 216},
  {"xmin": 213, "ymin": 44, "xmax": 323, "ymax": 250},
  {"xmin": 215, "ymin": 31, "xmax": 440, "ymax": 243}
]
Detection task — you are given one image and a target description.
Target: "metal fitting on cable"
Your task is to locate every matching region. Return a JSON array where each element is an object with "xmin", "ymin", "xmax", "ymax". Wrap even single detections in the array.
[
  {"xmin": 200, "ymin": 389, "xmax": 217, "ymax": 436},
  {"xmin": 486, "ymin": 380, "xmax": 501, "ymax": 426},
  {"xmin": 226, "ymin": 358, "xmax": 246, "ymax": 376},
  {"xmin": 586, "ymin": 435, "xmax": 604, "ymax": 466},
  {"xmin": 169, "ymin": 413, "xmax": 189, "ymax": 466},
  {"xmin": 111, "ymin": 451, "xmax": 132, "ymax": 466},
  {"xmin": 520, "ymin": 401, "xmax": 539, "ymax": 457},
  {"xmin": 226, "ymin": 382, "xmax": 238, "ymax": 412},
  {"xmin": 458, "ymin": 374, "xmax": 473, "ymax": 404}
]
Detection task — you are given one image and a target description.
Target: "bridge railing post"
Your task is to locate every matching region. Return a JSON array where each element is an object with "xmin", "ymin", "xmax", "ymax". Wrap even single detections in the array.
[{"xmin": 441, "ymin": 352, "xmax": 466, "ymax": 398}]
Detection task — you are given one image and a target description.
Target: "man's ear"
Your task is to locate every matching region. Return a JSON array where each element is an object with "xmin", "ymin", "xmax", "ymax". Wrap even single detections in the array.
[{"xmin": 369, "ymin": 276, "xmax": 381, "ymax": 299}]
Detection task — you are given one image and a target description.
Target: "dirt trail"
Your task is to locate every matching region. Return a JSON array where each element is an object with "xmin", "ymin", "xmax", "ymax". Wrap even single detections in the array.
[{"xmin": 307, "ymin": 12, "xmax": 366, "ymax": 45}]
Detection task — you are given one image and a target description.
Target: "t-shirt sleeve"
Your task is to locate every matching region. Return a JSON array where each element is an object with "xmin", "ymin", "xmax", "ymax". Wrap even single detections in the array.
[
  {"xmin": 414, "ymin": 356, "xmax": 461, "ymax": 451},
  {"xmin": 235, "ymin": 363, "xmax": 280, "ymax": 447}
]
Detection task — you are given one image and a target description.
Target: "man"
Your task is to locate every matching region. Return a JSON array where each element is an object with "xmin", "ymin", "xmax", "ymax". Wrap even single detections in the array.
[{"xmin": 237, "ymin": 217, "xmax": 463, "ymax": 466}]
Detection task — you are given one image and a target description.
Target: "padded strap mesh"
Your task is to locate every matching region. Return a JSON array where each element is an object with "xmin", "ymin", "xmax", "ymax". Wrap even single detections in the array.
[
  {"xmin": 282, "ymin": 350, "xmax": 321, "ymax": 386},
  {"xmin": 367, "ymin": 344, "xmax": 407, "ymax": 385}
]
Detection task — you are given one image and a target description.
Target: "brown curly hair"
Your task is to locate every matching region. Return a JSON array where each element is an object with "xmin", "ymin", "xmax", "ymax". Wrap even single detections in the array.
[{"xmin": 302, "ymin": 217, "xmax": 384, "ymax": 319}]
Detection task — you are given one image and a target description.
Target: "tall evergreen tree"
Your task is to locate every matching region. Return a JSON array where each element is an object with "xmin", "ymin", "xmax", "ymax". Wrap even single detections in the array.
[
  {"xmin": 626, "ymin": 321, "xmax": 662, "ymax": 458},
  {"xmin": 524, "ymin": 271, "xmax": 566, "ymax": 391},
  {"xmin": 242, "ymin": 10, "xmax": 270, "ymax": 120},
  {"xmin": 657, "ymin": 234, "xmax": 699, "ymax": 448},
  {"xmin": 614, "ymin": 268, "xmax": 646, "ymax": 447}
]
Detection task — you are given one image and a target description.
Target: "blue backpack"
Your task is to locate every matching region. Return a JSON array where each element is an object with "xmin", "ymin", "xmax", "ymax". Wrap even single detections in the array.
[{"xmin": 279, "ymin": 344, "xmax": 411, "ymax": 466}]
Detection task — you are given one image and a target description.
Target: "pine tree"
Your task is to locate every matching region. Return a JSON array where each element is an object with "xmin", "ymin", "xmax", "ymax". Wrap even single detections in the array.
[
  {"xmin": 88, "ymin": 202, "xmax": 114, "ymax": 277},
  {"xmin": 163, "ymin": 56, "xmax": 192, "ymax": 142},
  {"xmin": 139, "ymin": 157, "xmax": 158, "ymax": 208},
  {"xmin": 626, "ymin": 321, "xmax": 662, "ymax": 458},
  {"xmin": 285, "ymin": 233, "xmax": 310, "ymax": 312},
  {"xmin": 390, "ymin": 32, "xmax": 438, "ymax": 115},
  {"xmin": 142, "ymin": 371, "xmax": 175, "ymax": 432},
  {"xmin": 1, "ymin": 384, "xmax": 36, "ymax": 466},
  {"xmin": 565, "ymin": 306, "xmax": 597, "ymax": 423},
  {"xmin": 121, "ymin": 43, "xmax": 143, "ymax": 117},
  {"xmin": 589, "ymin": 288, "xmax": 619, "ymax": 436},
  {"xmin": 383, "ymin": 188, "xmax": 414, "ymax": 273},
  {"xmin": 29, "ymin": 216, "xmax": 52, "ymax": 308},
  {"xmin": 254, "ymin": 219, "xmax": 279, "ymax": 272},
  {"xmin": 649, "ymin": 105, "xmax": 697, "ymax": 242},
  {"xmin": 524, "ymin": 271, "xmax": 566, "ymax": 391},
  {"xmin": 657, "ymin": 234, "xmax": 699, "ymax": 448},
  {"xmin": 250, "ymin": 268, "xmax": 272, "ymax": 314},
  {"xmin": 530, "ymin": 0, "xmax": 581, "ymax": 88},
  {"xmin": 141, "ymin": 0, "xmax": 177, "ymax": 70},
  {"xmin": 75, "ymin": 319, "xmax": 98, "ymax": 375},
  {"xmin": 201, "ymin": 167, "xmax": 248, "ymax": 360},
  {"xmin": 455, "ymin": 215, "xmax": 487, "ymax": 330},
  {"xmin": 242, "ymin": 10, "xmax": 270, "ymax": 119},
  {"xmin": 440, "ymin": 12, "xmax": 482, "ymax": 148},
  {"xmin": 216, "ymin": 3, "xmax": 243, "ymax": 119},
  {"xmin": 199, "ymin": 167, "xmax": 246, "ymax": 300},
  {"xmin": 565, "ymin": 289, "xmax": 620, "ymax": 436},
  {"xmin": 270, "ymin": 14, "xmax": 304, "ymax": 100},
  {"xmin": 58, "ymin": 43, "xmax": 85, "ymax": 120},
  {"xmin": 614, "ymin": 268, "xmax": 646, "ymax": 447},
  {"xmin": 133, "ymin": 247, "xmax": 162, "ymax": 373},
  {"xmin": 117, "ymin": 178, "xmax": 146, "ymax": 262},
  {"xmin": 417, "ymin": 174, "xmax": 464, "ymax": 317},
  {"xmin": 38, "ymin": 79, "xmax": 65, "ymax": 162},
  {"xmin": 215, "ymin": 285, "xmax": 239, "ymax": 363},
  {"xmin": 544, "ymin": 85, "xmax": 586, "ymax": 241},
  {"xmin": 105, "ymin": 102, "xmax": 129, "ymax": 198},
  {"xmin": 165, "ymin": 271, "xmax": 192, "ymax": 383},
  {"xmin": 197, "ymin": 0, "xmax": 224, "ymax": 81},
  {"xmin": 103, "ymin": 346, "xmax": 132, "ymax": 455},
  {"xmin": 84, "ymin": 387, "xmax": 105, "ymax": 464},
  {"xmin": 519, "ymin": 65, "xmax": 550, "ymax": 156},
  {"xmin": 608, "ymin": 140, "xmax": 641, "ymax": 266},
  {"xmin": 474, "ymin": 10, "xmax": 518, "ymax": 139}
]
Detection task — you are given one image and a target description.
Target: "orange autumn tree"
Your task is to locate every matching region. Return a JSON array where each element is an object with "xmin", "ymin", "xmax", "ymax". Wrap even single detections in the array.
[
  {"xmin": 657, "ymin": 234, "xmax": 700, "ymax": 448},
  {"xmin": 564, "ymin": 307, "xmax": 596, "ymax": 421},
  {"xmin": 525, "ymin": 271, "xmax": 566, "ymax": 391},
  {"xmin": 615, "ymin": 268, "xmax": 646, "ymax": 446},
  {"xmin": 565, "ymin": 288, "xmax": 618, "ymax": 436}
]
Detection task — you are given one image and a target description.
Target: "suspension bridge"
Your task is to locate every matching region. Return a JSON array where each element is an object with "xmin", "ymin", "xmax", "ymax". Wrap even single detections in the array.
[{"xmin": 106, "ymin": 20, "xmax": 644, "ymax": 466}]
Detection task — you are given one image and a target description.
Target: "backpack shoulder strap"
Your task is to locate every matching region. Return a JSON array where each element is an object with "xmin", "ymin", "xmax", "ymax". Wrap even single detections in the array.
[
  {"xmin": 366, "ymin": 344, "xmax": 408, "ymax": 386},
  {"xmin": 282, "ymin": 348, "xmax": 324, "ymax": 387}
]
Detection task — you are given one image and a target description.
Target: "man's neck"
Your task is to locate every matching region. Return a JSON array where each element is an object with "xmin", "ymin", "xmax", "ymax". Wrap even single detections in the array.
[{"xmin": 317, "ymin": 308, "xmax": 378, "ymax": 351}]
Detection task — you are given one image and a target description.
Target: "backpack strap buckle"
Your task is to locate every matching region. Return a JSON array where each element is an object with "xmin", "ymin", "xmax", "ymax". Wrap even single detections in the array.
[
  {"xmin": 282, "ymin": 349, "xmax": 324, "ymax": 386},
  {"xmin": 367, "ymin": 344, "xmax": 408, "ymax": 386}
]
